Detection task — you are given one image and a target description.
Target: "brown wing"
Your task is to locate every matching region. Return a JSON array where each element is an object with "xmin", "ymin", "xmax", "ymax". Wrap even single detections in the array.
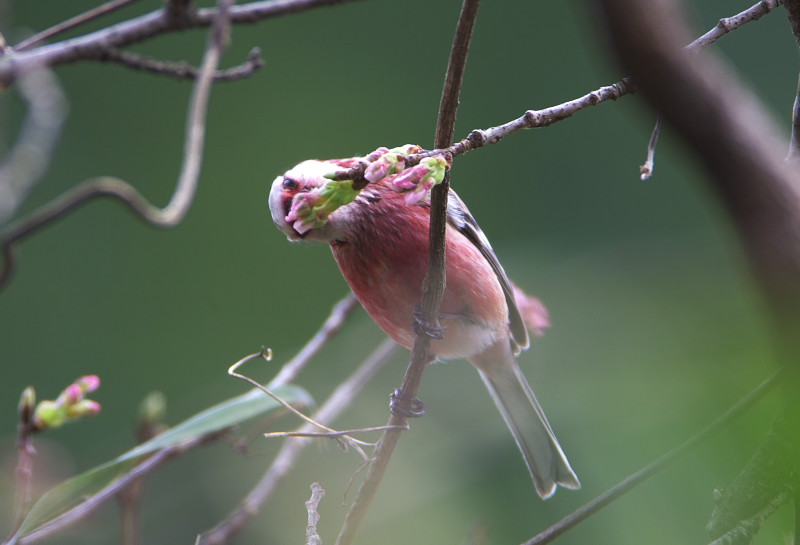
[{"xmin": 446, "ymin": 190, "xmax": 530, "ymax": 354}]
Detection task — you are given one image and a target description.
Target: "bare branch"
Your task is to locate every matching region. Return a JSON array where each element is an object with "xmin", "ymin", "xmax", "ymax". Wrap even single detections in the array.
[
  {"xmin": 598, "ymin": 0, "xmax": 800, "ymax": 322},
  {"xmin": 93, "ymin": 46, "xmax": 264, "ymax": 82},
  {"xmin": 0, "ymin": 0, "xmax": 234, "ymax": 290},
  {"xmin": 522, "ymin": 370, "xmax": 781, "ymax": 545},
  {"xmin": 0, "ymin": 69, "xmax": 67, "ymax": 225},
  {"xmin": 196, "ymin": 338, "xmax": 399, "ymax": 545},
  {"xmin": 333, "ymin": 3, "xmax": 480, "ymax": 545},
  {"xmin": 0, "ymin": 0, "xmax": 365, "ymax": 87},
  {"xmin": 14, "ymin": 0, "xmax": 142, "ymax": 52},
  {"xmin": 328, "ymin": 0, "xmax": 781, "ymax": 186},
  {"xmin": 688, "ymin": 0, "xmax": 783, "ymax": 51}
]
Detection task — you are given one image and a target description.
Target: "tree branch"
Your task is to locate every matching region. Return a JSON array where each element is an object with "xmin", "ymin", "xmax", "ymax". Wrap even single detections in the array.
[
  {"xmin": 93, "ymin": 46, "xmax": 264, "ymax": 82},
  {"xmin": 0, "ymin": 0, "xmax": 365, "ymax": 87},
  {"xmin": 13, "ymin": 0, "xmax": 143, "ymax": 52},
  {"xmin": 196, "ymin": 338, "xmax": 399, "ymax": 545},
  {"xmin": 328, "ymin": 0, "xmax": 781, "ymax": 186},
  {"xmin": 597, "ymin": 0, "xmax": 800, "ymax": 330},
  {"xmin": 332, "ymin": 2, "xmax": 479, "ymax": 545},
  {"xmin": 0, "ymin": 0, "xmax": 233, "ymax": 290}
]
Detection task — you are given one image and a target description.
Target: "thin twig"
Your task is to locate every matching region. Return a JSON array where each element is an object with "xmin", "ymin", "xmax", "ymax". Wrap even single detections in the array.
[
  {"xmin": 196, "ymin": 338, "xmax": 399, "ymax": 545},
  {"xmin": 638, "ymin": 0, "xmax": 781, "ymax": 179},
  {"xmin": 94, "ymin": 46, "xmax": 264, "ymax": 82},
  {"xmin": 14, "ymin": 0, "xmax": 143, "ymax": 51},
  {"xmin": 329, "ymin": 0, "xmax": 781, "ymax": 186},
  {"xmin": 228, "ymin": 349, "xmax": 373, "ymax": 454},
  {"xmin": 0, "ymin": 0, "xmax": 366, "ymax": 87},
  {"xmin": 333, "ymin": 3, "xmax": 479, "ymax": 545},
  {"xmin": 0, "ymin": 69, "xmax": 67, "ymax": 225},
  {"xmin": 688, "ymin": 0, "xmax": 783, "ymax": 51},
  {"xmin": 305, "ymin": 483, "xmax": 325, "ymax": 545},
  {"xmin": 1, "ymin": 0, "xmax": 778, "ymax": 287},
  {"xmin": 522, "ymin": 369, "xmax": 782, "ymax": 545},
  {"xmin": 263, "ymin": 424, "xmax": 405, "ymax": 441},
  {"xmin": 0, "ymin": 0, "xmax": 233, "ymax": 290}
]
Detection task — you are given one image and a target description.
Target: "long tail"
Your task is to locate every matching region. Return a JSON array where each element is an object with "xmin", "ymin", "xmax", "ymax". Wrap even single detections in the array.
[{"xmin": 473, "ymin": 347, "xmax": 580, "ymax": 499}]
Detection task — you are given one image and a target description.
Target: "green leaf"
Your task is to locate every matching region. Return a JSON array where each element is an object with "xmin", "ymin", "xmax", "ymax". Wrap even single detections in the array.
[{"xmin": 11, "ymin": 385, "xmax": 313, "ymax": 542}]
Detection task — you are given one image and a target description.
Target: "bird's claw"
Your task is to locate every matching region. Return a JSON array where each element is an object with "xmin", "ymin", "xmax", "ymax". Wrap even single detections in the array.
[
  {"xmin": 412, "ymin": 306, "xmax": 444, "ymax": 339},
  {"xmin": 390, "ymin": 388, "xmax": 426, "ymax": 418}
]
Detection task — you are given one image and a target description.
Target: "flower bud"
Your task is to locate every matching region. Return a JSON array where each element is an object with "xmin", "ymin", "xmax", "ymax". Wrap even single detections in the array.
[
  {"xmin": 33, "ymin": 401, "xmax": 65, "ymax": 430},
  {"xmin": 286, "ymin": 180, "xmax": 360, "ymax": 234},
  {"xmin": 77, "ymin": 375, "xmax": 101, "ymax": 393},
  {"xmin": 67, "ymin": 399, "xmax": 102, "ymax": 419},
  {"xmin": 390, "ymin": 155, "xmax": 448, "ymax": 205}
]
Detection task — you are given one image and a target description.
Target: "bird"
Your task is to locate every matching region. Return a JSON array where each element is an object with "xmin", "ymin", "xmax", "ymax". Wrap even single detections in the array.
[{"xmin": 268, "ymin": 155, "xmax": 580, "ymax": 498}]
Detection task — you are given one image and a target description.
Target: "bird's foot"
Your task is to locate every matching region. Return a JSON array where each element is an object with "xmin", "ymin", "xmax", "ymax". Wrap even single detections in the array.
[
  {"xmin": 390, "ymin": 388, "xmax": 426, "ymax": 418},
  {"xmin": 412, "ymin": 306, "xmax": 444, "ymax": 340}
]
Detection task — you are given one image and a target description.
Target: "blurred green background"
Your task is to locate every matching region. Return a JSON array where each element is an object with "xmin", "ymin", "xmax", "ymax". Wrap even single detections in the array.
[{"xmin": 0, "ymin": 1, "xmax": 794, "ymax": 544}]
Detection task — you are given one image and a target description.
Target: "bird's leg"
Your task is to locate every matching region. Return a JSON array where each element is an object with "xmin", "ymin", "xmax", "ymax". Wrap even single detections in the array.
[{"xmin": 389, "ymin": 388, "xmax": 426, "ymax": 418}]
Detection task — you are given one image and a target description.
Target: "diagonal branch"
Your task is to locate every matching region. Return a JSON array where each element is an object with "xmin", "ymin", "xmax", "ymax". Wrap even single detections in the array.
[{"xmin": 14, "ymin": 0, "xmax": 143, "ymax": 52}]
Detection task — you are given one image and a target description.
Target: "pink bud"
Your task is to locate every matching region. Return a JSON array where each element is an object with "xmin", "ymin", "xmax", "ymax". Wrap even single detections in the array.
[
  {"xmin": 366, "ymin": 147, "xmax": 390, "ymax": 162},
  {"xmin": 364, "ymin": 159, "xmax": 391, "ymax": 183},
  {"xmin": 402, "ymin": 178, "xmax": 435, "ymax": 206},
  {"xmin": 77, "ymin": 375, "xmax": 101, "ymax": 393},
  {"xmin": 64, "ymin": 384, "xmax": 83, "ymax": 404},
  {"xmin": 67, "ymin": 399, "xmax": 102, "ymax": 419},
  {"xmin": 391, "ymin": 164, "xmax": 430, "ymax": 191},
  {"xmin": 285, "ymin": 192, "xmax": 321, "ymax": 235}
]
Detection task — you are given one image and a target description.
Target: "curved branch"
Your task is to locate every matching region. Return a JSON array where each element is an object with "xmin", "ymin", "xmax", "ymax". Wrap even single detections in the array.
[{"xmin": 0, "ymin": 0, "xmax": 233, "ymax": 290}]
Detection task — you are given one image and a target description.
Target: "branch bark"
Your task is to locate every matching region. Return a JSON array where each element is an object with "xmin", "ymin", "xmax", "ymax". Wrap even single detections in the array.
[
  {"xmin": 0, "ymin": 0, "xmax": 364, "ymax": 87},
  {"xmin": 332, "ymin": 2, "xmax": 480, "ymax": 545}
]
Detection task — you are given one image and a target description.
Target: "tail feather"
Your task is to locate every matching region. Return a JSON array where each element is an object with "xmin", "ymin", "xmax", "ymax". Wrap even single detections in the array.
[{"xmin": 474, "ymin": 353, "xmax": 580, "ymax": 498}]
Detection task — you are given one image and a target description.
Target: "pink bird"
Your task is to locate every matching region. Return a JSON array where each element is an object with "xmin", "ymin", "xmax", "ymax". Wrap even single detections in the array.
[{"xmin": 269, "ymin": 157, "xmax": 580, "ymax": 498}]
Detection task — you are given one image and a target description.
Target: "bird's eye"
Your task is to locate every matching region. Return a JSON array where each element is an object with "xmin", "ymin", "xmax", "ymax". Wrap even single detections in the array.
[{"xmin": 282, "ymin": 178, "xmax": 298, "ymax": 190}]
